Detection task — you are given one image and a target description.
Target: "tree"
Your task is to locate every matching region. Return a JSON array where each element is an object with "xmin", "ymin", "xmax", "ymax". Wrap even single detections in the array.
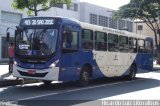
[
  {"xmin": 12, "ymin": 0, "xmax": 72, "ymax": 16},
  {"xmin": 113, "ymin": 0, "xmax": 160, "ymax": 59}
]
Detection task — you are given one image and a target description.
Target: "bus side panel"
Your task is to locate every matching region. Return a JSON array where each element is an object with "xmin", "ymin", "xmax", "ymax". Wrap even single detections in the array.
[
  {"xmin": 92, "ymin": 66, "xmax": 107, "ymax": 79},
  {"xmin": 136, "ymin": 53, "xmax": 153, "ymax": 73},
  {"xmin": 80, "ymin": 51, "xmax": 106, "ymax": 79},
  {"xmin": 58, "ymin": 52, "xmax": 81, "ymax": 82},
  {"xmin": 58, "ymin": 52, "xmax": 153, "ymax": 82},
  {"xmin": 58, "ymin": 51, "xmax": 105, "ymax": 82}
]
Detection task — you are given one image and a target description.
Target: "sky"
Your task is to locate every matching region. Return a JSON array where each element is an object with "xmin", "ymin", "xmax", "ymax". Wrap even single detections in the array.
[{"xmin": 80, "ymin": 0, "xmax": 130, "ymax": 10}]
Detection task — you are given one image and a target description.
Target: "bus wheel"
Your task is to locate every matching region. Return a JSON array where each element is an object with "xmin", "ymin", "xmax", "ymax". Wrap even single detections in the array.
[
  {"xmin": 128, "ymin": 65, "xmax": 137, "ymax": 80},
  {"xmin": 42, "ymin": 81, "xmax": 52, "ymax": 85},
  {"xmin": 80, "ymin": 67, "xmax": 90, "ymax": 86}
]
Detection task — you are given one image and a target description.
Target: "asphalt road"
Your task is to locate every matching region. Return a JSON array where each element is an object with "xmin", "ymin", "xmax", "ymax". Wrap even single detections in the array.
[{"xmin": 0, "ymin": 71, "xmax": 160, "ymax": 106}]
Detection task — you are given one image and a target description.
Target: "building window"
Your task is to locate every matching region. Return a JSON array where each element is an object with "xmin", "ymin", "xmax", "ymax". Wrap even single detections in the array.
[
  {"xmin": 138, "ymin": 25, "xmax": 143, "ymax": 30},
  {"xmin": 118, "ymin": 20, "xmax": 125, "ymax": 30},
  {"xmin": 1, "ymin": 11, "xmax": 22, "ymax": 24},
  {"xmin": 54, "ymin": 4, "xmax": 63, "ymax": 8},
  {"xmin": 127, "ymin": 21, "xmax": 133, "ymax": 32},
  {"xmin": 90, "ymin": 13, "xmax": 97, "ymax": 25},
  {"xmin": 73, "ymin": 3, "xmax": 78, "ymax": 11},
  {"xmin": 109, "ymin": 18, "xmax": 117, "ymax": 29},
  {"xmin": 99, "ymin": 15, "xmax": 108, "ymax": 27},
  {"xmin": 67, "ymin": 3, "xmax": 78, "ymax": 11}
]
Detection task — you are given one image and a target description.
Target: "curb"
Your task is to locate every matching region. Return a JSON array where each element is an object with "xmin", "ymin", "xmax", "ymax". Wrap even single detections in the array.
[
  {"xmin": 0, "ymin": 79, "xmax": 22, "ymax": 87},
  {"xmin": 0, "ymin": 79, "xmax": 39, "ymax": 87}
]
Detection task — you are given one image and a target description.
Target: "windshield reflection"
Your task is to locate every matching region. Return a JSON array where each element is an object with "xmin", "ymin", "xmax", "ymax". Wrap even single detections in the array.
[{"xmin": 16, "ymin": 28, "xmax": 58, "ymax": 56}]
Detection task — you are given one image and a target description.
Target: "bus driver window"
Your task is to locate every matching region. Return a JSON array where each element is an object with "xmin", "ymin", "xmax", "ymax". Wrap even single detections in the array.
[{"xmin": 62, "ymin": 30, "xmax": 73, "ymax": 48}]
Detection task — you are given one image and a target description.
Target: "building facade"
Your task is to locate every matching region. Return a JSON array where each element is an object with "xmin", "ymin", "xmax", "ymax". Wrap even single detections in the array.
[
  {"xmin": 0, "ymin": 0, "xmax": 134, "ymax": 61},
  {"xmin": 0, "ymin": 0, "xmax": 26, "ymax": 62},
  {"xmin": 79, "ymin": 2, "xmax": 133, "ymax": 32},
  {"xmin": 134, "ymin": 21, "xmax": 158, "ymax": 47}
]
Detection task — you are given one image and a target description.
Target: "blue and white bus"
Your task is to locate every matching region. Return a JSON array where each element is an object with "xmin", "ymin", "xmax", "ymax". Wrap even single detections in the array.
[{"xmin": 8, "ymin": 17, "xmax": 153, "ymax": 86}]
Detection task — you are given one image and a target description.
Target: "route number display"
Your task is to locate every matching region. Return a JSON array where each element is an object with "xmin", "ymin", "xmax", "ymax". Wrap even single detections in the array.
[{"xmin": 21, "ymin": 18, "xmax": 55, "ymax": 26}]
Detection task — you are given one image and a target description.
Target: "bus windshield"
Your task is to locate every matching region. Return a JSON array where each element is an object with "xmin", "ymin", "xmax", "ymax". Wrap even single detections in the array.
[{"xmin": 16, "ymin": 28, "xmax": 58, "ymax": 56}]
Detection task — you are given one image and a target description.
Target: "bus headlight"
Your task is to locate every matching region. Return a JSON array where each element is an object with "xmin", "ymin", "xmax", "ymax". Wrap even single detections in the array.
[
  {"xmin": 50, "ymin": 63, "xmax": 56, "ymax": 67},
  {"xmin": 14, "ymin": 61, "xmax": 17, "ymax": 65},
  {"xmin": 50, "ymin": 60, "xmax": 59, "ymax": 67}
]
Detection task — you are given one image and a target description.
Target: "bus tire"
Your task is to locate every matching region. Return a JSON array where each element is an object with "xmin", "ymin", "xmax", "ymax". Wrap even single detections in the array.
[
  {"xmin": 80, "ymin": 66, "xmax": 90, "ymax": 86},
  {"xmin": 128, "ymin": 64, "xmax": 137, "ymax": 80}
]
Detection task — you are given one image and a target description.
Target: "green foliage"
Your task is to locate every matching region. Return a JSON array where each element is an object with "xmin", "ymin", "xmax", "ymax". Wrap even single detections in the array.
[
  {"xmin": 12, "ymin": 0, "xmax": 72, "ymax": 16},
  {"xmin": 50, "ymin": 0, "xmax": 71, "ymax": 6},
  {"xmin": 114, "ymin": 0, "xmax": 160, "ymax": 20}
]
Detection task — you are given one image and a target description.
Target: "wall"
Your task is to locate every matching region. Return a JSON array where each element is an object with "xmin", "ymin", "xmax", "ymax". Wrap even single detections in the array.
[
  {"xmin": 79, "ymin": 2, "xmax": 134, "ymax": 32},
  {"xmin": 133, "ymin": 22, "xmax": 158, "ymax": 47}
]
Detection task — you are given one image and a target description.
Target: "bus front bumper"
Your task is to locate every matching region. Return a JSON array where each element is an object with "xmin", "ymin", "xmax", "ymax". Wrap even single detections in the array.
[{"xmin": 12, "ymin": 64, "xmax": 60, "ymax": 81}]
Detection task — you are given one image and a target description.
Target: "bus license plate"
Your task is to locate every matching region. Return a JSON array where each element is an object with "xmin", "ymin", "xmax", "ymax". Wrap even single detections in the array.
[{"xmin": 28, "ymin": 70, "xmax": 36, "ymax": 75}]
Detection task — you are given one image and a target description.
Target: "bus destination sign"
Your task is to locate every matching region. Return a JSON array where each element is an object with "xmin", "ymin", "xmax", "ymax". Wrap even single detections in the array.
[{"xmin": 21, "ymin": 19, "xmax": 55, "ymax": 26}]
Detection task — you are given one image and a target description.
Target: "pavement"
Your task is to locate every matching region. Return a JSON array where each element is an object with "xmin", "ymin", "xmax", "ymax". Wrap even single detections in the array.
[
  {"xmin": 0, "ymin": 65, "xmax": 38, "ymax": 87},
  {"xmin": 0, "ymin": 63, "xmax": 160, "ymax": 87}
]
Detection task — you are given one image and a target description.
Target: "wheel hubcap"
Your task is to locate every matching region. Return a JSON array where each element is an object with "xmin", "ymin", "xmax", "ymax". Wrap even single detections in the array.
[{"xmin": 83, "ymin": 72, "xmax": 88, "ymax": 81}]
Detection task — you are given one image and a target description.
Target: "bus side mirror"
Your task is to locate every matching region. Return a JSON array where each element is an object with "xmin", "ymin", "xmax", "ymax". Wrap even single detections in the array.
[{"xmin": 6, "ymin": 32, "xmax": 10, "ymax": 42}]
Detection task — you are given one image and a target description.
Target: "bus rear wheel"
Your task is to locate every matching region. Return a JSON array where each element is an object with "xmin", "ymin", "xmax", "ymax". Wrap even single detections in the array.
[
  {"xmin": 128, "ymin": 65, "xmax": 137, "ymax": 80},
  {"xmin": 80, "ymin": 67, "xmax": 90, "ymax": 86}
]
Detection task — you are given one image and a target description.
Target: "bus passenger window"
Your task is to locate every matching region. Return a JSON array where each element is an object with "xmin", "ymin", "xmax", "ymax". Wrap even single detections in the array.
[
  {"xmin": 62, "ymin": 30, "xmax": 78, "ymax": 49},
  {"xmin": 119, "ymin": 36, "xmax": 128, "ymax": 52},
  {"xmin": 108, "ymin": 33, "xmax": 118, "ymax": 52},
  {"xmin": 145, "ymin": 40, "xmax": 153, "ymax": 53},
  {"xmin": 129, "ymin": 37, "xmax": 137, "ymax": 53},
  {"xmin": 62, "ymin": 30, "xmax": 72, "ymax": 48},
  {"xmin": 95, "ymin": 31, "xmax": 107, "ymax": 51},
  {"xmin": 138, "ymin": 39, "xmax": 145, "ymax": 53},
  {"xmin": 82, "ymin": 29, "xmax": 93, "ymax": 50},
  {"xmin": 71, "ymin": 31, "xmax": 78, "ymax": 49}
]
